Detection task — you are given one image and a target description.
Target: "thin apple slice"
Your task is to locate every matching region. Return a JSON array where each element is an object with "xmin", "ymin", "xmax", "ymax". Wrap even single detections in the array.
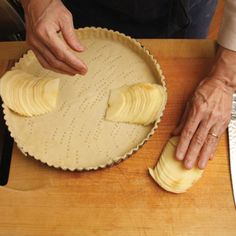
[
  {"xmin": 149, "ymin": 136, "xmax": 203, "ymax": 193},
  {"xmin": 0, "ymin": 69, "xmax": 60, "ymax": 117},
  {"xmin": 105, "ymin": 83, "xmax": 167, "ymax": 126}
]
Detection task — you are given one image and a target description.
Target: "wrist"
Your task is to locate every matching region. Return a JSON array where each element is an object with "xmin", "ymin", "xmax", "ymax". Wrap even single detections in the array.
[{"xmin": 208, "ymin": 45, "xmax": 236, "ymax": 93}]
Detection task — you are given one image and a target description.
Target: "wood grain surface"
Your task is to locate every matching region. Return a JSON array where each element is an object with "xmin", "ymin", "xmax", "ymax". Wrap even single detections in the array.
[{"xmin": 0, "ymin": 39, "xmax": 235, "ymax": 236}]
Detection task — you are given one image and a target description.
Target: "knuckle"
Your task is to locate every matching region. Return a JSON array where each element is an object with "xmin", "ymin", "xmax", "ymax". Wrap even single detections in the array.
[
  {"xmin": 209, "ymin": 112, "xmax": 219, "ymax": 121},
  {"xmin": 193, "ymin": 134, "xmax": 204, "ymax": 146},
  {"xmin": 182, "ymin": 128, "xmax": 193, "ymax": 140},
  {"xmin": 223, "ymin": 114, "xmax": 231, "ymax": 124},
  {"xmin": 62, "ymin": 11, "xmax": 72, "ymax": 22},
  {"xmin": 205, "ymin": 134, "xmax": 217, "ymax": 144},
  {"xmin": 195, "ymin": 103, "xmax": 205, "ymax": 113},
  {"xmin": 205, "ymin": 137, "xmax": 211, "ymax": 145},
  {"xmin": 189, "ymin": 116, "xmax": 198, "ymax": 125},
  {"xmin": 218, "ymin": 114, "xmax": 224, "ymax": 121},
  {"xmin": 192, "ymin": 103, "xmax": 204, "ymax": 117},
  {"xmin": 49, "ymin": 60, "xmax": 60, "ymax": 68},
  {"xmin": 66, "ymin": 10, "xmax": 73, "ymax": 19},
  {"xmin": 54, "ymin": 51, "xmax": 65, "ymax": 61},
  {"xmin": 35, "ymin": 23, "xmax": 46, "ymax": 37}
]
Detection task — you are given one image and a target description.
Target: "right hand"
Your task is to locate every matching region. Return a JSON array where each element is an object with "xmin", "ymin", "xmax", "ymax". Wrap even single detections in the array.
[{"xmin": 21, "ymin": 0, "xmax": 88, "ymax": 75}]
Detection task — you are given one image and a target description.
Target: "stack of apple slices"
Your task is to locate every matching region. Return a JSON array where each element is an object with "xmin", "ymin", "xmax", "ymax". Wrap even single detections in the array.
[
  {"xmin": 149, "ymin": 137, "xmax": 203, "ymax": 193},
  {"xmin": 0, "ymin": 69, "xmax": 60, "ymax": 117},
  {"xmin": 105, "ymin": 83, "xmax": 167, "ymax": 126}
]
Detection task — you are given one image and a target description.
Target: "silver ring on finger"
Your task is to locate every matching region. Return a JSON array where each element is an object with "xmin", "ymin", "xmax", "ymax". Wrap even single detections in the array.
[{"xmin": 208, "ymin": 132, "xmax": 219, "ymax": 139}]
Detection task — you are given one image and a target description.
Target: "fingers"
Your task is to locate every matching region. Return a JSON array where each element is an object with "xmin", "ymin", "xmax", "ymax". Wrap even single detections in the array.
[
  {"xmin": 30, "ymin": 38, "xmax": 79, "ymax": 75},
  {"xmin": 26, "ymin": 7, "xmax": 87, "ymax": 75},
  {"xmin": 183, "ymin": 120, "xmax": 212, "ymax": 169},
  {"xmin": 28, "ymin": 30, "xmax": 87, "ymax": 75},
  {"xmin": 32, "ymin": 49, "xmax": 51, "ymax": 69},
  {"xmin": 41, "ymin": 30, "xmax": 88, "ymax": 75},
  {"xmin": 197, "ymin": 133, "xmax": 219, "ymax": 169},
  {"xmin": 188, "ymin": 110, "xmax": 230, "ymax": 169},
  {"xmin": 176, "ymin": 106, "xmax": 203, "ymax": 161},
  {"xmin": 197, "ymin": 125, "xmax": 223, "ymax": 169},
  {"xmin": 173, "ymin": 78, "xmax": 232, "ymax": 170},
  {"xmin": 60, "ymin": 15, "xmax": 84, "ymax": 52},
  {"xmin": 33, "ymin": 48, "xmax": 75, "ymax": 75}
]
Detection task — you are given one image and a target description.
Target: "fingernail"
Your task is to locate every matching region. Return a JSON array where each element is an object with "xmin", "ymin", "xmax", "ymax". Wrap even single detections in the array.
[
  {"xmin": 77, "ymin": 45, "xmax": 85, "ymax": 51},
  {"xmin": 184, "ymin": 159, "xmax": 193, "ymax": 169},
  {"xmin": 198, "ymin": 160, "xmax": 206, "ymax": 169},
  {"xmin": 80, "ymin": 67, "xmax": 87, "ymax": 75},
  {"xmin": 79, "ymin": 46, "xmax": 84, "ymax": 51},
  {"xmin": 176, "ymin": 150, "xmax": 184, "ymax": 160}
]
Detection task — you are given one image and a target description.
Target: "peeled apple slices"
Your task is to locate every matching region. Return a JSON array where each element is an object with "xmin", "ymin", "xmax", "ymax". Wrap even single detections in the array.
[
  {"xmin": 105, "ymin": 83, "xmax": 167, "ymax": 126},
  {"xmin": 149, "ymin": 136, "xmax": 203, "ymax": 193},
  {"xmin": 0, "ymin": 69, "xmax": 60, "ymax": 117}
]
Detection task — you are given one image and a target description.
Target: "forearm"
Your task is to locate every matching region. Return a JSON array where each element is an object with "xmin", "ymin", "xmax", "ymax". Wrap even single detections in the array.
[
  {"xmin": 208, "ymin": 45, "xmax": 236, "ymax": 94},
  {"xmin": 215, "ymin": 0, "xmax": 236, "ymax": 93},
  {"xmin": 217, "ymin": 0, "xmax": 236, "ymax": 51}
]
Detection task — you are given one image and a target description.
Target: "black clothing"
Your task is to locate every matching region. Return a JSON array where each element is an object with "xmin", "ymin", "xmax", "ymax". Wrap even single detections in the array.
[{"xmin": 63, "ymin": 0, "xmax": 218, "ymax": 38}]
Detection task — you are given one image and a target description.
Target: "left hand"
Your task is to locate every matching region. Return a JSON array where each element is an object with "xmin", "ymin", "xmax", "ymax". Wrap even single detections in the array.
[{"xmin": 173, "ymin": 45, "xmax": 236, "ymax": 170}]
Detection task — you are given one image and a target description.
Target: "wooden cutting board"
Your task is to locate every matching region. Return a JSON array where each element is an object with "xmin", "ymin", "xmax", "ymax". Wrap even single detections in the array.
[{"xmin": 0, "ymin": 39, "xmax": 235, "ymax": 236}]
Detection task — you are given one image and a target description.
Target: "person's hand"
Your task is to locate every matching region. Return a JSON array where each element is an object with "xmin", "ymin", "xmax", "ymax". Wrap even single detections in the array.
[
  {"xmin": 21, "ymin": 0, "xmax": 87, "ymax": 75},
  {"xmin": 173, "ymin": 45, "xmax": 236, "ymax": 170}
]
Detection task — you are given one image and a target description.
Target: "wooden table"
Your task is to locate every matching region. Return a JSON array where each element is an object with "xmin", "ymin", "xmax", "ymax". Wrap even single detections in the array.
[{"xmin": 0, "ymin": 40, "xmax": 235, "ymax": 236}]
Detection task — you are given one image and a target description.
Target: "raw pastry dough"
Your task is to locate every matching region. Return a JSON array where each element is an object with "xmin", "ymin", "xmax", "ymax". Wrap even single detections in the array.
[{"xmin": 2, "ymin": 28, "xmax": 167, "ymax": 170}]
